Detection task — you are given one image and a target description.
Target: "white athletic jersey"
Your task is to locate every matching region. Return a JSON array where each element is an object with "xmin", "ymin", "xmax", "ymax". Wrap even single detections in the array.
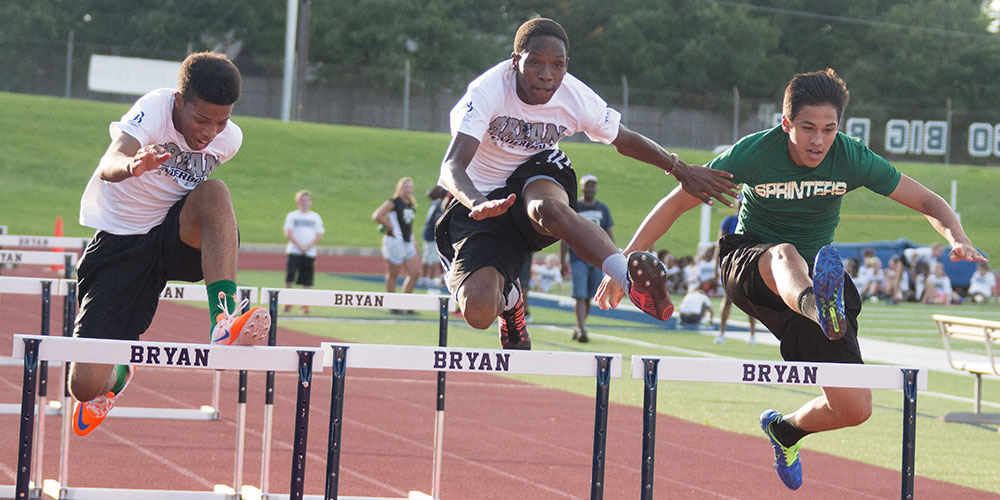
[
  {"xmin": 80, "ymin": 88, "xmax": 243, "ymax": 235},
  {"xmin": 446, "ymin": 60, "xmax": 622, "ymax": 193},
  {"xmin": 284, "ymin": 210, "xmax": 325, "ymax": 257}
]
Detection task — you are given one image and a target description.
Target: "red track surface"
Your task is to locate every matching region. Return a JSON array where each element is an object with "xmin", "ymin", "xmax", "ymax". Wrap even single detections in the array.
[{"xmin": 2, "ymin": 256, "xmax": 997, "ymax": 499}]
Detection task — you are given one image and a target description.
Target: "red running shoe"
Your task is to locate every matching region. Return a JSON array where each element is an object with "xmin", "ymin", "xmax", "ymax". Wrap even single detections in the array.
[
  {"xmin": 626, "ymin": 251, "xmax": 674, "ymax": 321},
  {"xmin": 498, "ymin": 294, "xmax": 531, "ymax": 350}
]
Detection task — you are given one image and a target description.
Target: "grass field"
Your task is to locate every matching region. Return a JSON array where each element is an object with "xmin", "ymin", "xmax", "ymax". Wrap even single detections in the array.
[
  {"xmin": 0, "ymin": 91, "xmax": 997, "ymax": 261},
  {"xmin": 2, "ymin": 90, "xmax": 999, "ymax": 493}
]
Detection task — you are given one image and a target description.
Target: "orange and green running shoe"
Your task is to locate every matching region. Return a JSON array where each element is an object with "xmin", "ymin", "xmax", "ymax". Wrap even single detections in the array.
[{"xmin": 72, "ymin": 365, "xmax": 135, "ymax": 436}]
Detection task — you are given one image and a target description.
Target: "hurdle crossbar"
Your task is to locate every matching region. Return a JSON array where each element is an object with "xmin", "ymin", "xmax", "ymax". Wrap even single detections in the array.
[
  {"xmin": 257, "ymin": 288, "xmax": 452, "ymax": 500},
  {"xmin": 0, "ymin": 234, "xmax": 90, "ymax": 250},
  {"xmin": 318, "ymin": 342, "xmax": 622, "ymax": 500},
  {"xmin": 630, "ymin": 356, "xmax": 928, "ymax": 500},
  {"xmin": 12, "ymin": 334, "xmax": 322, "ymax": 500}
]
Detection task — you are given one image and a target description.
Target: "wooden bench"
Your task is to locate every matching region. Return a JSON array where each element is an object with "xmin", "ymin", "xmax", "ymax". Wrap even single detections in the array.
[{"xmin": 932, "ymin": 314, "xmax": 1000, "ymax": 425}]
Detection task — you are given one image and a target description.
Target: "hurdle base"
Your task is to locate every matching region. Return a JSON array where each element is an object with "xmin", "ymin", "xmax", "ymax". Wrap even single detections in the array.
[
  {"xmin": 939, "ymin": 411, "xmax": 1000, "ymax": 426},
  {"xmin": 106, "ymin": 405, "xmax": 219, "ymax": 421},
  {"xmin": 0, "ymin": 402, "xmax": 62, "ymax": 416},
  {"xmin": 41, "ymin": 480, "xmax": 239, "ymax": 500},
  {"xmin": 263, "ymin": 495, "xmax": 427, "ymax": 500},
  {"xmin": 0, "ymin": 482, "xmax": 40, "ymax": 500}
]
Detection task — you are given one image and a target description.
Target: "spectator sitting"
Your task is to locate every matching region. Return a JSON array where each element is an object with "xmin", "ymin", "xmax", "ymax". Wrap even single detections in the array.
[
  {"xmin": 662, "ymin": 254, "xmax": 682, "ymax": 294},
  {"xmin": 923, "ymin": 261, "xmax": 958, "ymax": 305},
  {"xmin": 882, "ymin": 254, "xmax": 911, "ymax": 304},
  {"xmin": 913, "ymin": 260, "xmax": 931, "ymax": 303},
  {"xmin": 531, "ymin": 253, "xmax": 563, "ymax": 293},
  {"xmin": 681, "ymin": 255, "xmax": 699, "ymax": 292},
  {"xmin": 858, "ymin": 256, "xmax": 885, "ymax": 301},
  {"xmin": 678, "ymin": 283, "xmax": 713, "ymax": 328},
  {"xmin": 695, "ymin": 245, "xmax": 721, "ymax": 296},
  {"xmin": 845, "ymin": 257, "xmax": 862, "ymax": 290},
  {"xmin": 904, "ymin": 242, "xmax": 944, "ymax": 278},
  {"xmin": 967, "ymin": 262, "xmax": 996, "ymax": 304}
]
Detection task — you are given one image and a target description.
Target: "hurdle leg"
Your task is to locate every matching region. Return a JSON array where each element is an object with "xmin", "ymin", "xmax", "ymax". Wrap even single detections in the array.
[
  {"xmin": 324, "ymin": 346, "xmax": 349, "ymax": 500},
  {"xmin": 16, "ymin": 338, "xmax": 40, "ymax": 499},
  {"xmin": 289, "ymin": 350, "xmax": 315, "ymax": 500},
  {"xmin": 233, "ymin": 370, "xmax": 248, "ymax": 497},
  {"xmin": 32, "ymin": 281, "xmax": 52, "ymax": 496},
  {"xmin": 640, "ymin": 359, "xmax": 659, "ymax": 500},
  {"xmin": 57, "ymin": 282, "xmax": 77, "ymax": 498},
  {"xmin": 431, "ymin": 296, "xmax": 449, "ymax": 500},
  {"xmin": 900, "ymin": 369, "xmax": 918, "ymax": 500},
  {"xmin": 590, "ymin": 355, "xmax": 612, "ymax": 500},
  {"xmin": 260, "ymin": 290, "xmax": 280, "ymax": 499},
  {"xmin": 57, "ymin": 362, "xmax": 72, "ymax": 499}
]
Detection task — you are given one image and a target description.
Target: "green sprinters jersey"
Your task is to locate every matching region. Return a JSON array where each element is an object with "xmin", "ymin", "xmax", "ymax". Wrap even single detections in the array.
[{"xmin": 707, "ymin": 126, "xmax": 901, "ymax": 261}]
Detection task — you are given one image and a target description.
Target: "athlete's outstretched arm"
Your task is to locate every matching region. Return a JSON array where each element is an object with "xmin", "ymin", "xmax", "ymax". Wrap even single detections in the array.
[
  {"xmin": 439, "ymin": 132, "xmax": 515, "ymax": 220},
  {"xmin": 595, "ymin": 186, "xmax": 701, "ymax": 308},
  {"xmin": 96, "ymin": 129, "xmax": 171, "ymax": 182},
  {"xmin": 888, "ymin": 174, "xmax": 987, "ymax": 262},
  {"xmin": 611, "ymin": 124, "xmax": 738, "ymax": 207}
]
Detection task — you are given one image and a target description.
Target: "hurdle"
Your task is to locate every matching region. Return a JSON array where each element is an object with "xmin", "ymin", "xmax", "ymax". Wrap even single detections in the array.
[
  {"xmin": 0, "ymin": 235, "xmax": 90, "ymax": 253},
  {"xmin": 0, "ymin": 277, "xmax": 69, "ymax": 498},
  {"xmin": 315, "ymin": 342, "xmax": 621, "ymax": 500},
  {"xmin": 631, "ymin": 356, "xmax": 928, "ymax": 500},
  {"xmin": 257, "ymin": 289, "xmax": 451, "ymax": 500},
  {"xmin": 10, "ymin": 334, "xmax": 323, "ymax": 500}
]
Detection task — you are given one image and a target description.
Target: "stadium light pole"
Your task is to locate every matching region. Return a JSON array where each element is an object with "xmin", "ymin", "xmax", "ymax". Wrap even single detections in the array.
[{"xmin": 281, "ymin": 0, "xmax": 299, "ymax": 122}]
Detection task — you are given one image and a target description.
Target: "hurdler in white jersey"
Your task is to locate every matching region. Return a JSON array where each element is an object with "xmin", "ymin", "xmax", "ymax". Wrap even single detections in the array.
[
  {"xmin": 80, "ymin": 88, "xmax": 243, "ymax": 235},
  {"xmin": 70, "ymin": 52, "xmax": 269, "ymax": 439},
  {"xmin": 436, "ymin": 18, "xmax": 737, "ymax": 351},
  {"xmin": 449, "ymin": 59, "xmax": 620, "ymax": 194}
]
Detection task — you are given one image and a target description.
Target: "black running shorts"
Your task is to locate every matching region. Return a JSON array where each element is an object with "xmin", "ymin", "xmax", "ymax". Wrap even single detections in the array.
[
  {"xmin": 75, "ymin": 195, "xmax": 204, "ymax": 341},
  {"xmin": 435, "ymin": 149, "xmax": 578, "ymax": 295},
  {"xmin": 285, "ymin": 254, "xmax": 316, "ymax": 286},
  {"xmin": 718, "ymin": 232, "xmax": 864, "ymax": 364}
]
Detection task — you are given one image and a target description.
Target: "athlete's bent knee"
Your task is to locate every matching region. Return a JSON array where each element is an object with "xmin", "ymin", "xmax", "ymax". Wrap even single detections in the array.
[{"xmin": 461, "ymin": 297, "xmax": 500, "ymax": 329}]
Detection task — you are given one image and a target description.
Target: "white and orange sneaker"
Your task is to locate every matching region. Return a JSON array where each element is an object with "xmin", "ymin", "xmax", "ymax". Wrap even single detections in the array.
[
  {"xmin": 210, "ymin": 292, "xmax": 270, "ymax": 346},
  {"xmin": 72, "ymin": 365, "xmax": 135, "ymax": 436}
]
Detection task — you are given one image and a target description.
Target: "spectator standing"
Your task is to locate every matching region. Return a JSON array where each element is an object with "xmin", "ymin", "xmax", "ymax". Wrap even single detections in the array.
[
  {"xmin": 283, "ymin": 189, "xmax": 325, "ymax": 313},
  {"xmin": 532, "ymin": 253, "xmax": 563, "ymax": 292},
  {"xmin": 373, "ymin": 177, "xmax": 422, "ymax": 311},
  {"xmin": 421, "ymin": 185, "xmax": 450, "ymax": 288},
  {"xmin": 560, "ymin": 174, "xmax": 615, "ymax": 343},
  {"xmin": 716, "ymin": 197, "xmax": 757, "ymax": 344}
]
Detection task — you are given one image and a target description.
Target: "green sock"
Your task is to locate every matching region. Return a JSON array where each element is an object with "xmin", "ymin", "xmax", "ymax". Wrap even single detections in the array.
[
  {"xmin": 109, "ymin": 364, "xmax": 129, "ymax": 394},
  {"xmin": 207, "ymin": 279, "xmax": 238, "ymax": 332}
]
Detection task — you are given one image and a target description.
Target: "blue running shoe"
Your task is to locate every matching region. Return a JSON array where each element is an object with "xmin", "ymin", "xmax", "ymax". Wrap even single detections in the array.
[
  {"xmin": 760, "ymin": 409, "xmax": 803, "ymax": 490},
  {"xmin": 813, "ymin": 245, "xmax": 847, "ymax": 340}
]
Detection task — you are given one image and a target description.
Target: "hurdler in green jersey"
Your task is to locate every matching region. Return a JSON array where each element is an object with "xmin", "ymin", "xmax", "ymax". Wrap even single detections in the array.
[
  {"xmin": 596, "ymin": 68, "xmax": 985, "ymax": 491},
  {"xmin": 708, "ymin": 126, "xmax": 900, "ymax": 261}
]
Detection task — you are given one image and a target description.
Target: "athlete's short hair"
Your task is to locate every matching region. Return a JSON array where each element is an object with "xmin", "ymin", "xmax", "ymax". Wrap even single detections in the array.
[
  {"xmin": 295, "ymin": 189, "xmax": 312, "ymax": 202},
  {"xmin": 177, "ymin": 52, "xmax": 242, "ymax": 106},
  {"xmin": 782, "ymin": 68, "xmax": 849, "ymax": 122},
  {"xmin": 513, "ymin": 18, "xmax": 568, "ymax": 54}
]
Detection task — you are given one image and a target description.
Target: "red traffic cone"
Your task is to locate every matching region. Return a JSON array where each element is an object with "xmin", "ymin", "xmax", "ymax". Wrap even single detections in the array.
[{"xmin": 51, "ymin": 216, "xmax": 65, "ymax": 273}]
